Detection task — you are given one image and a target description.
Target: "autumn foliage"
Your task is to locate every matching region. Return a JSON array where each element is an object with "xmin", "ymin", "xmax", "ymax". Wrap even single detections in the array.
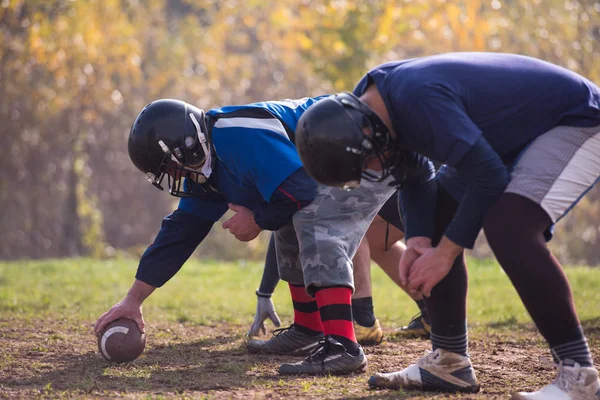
[{"xmin": 1, "ymin": 0, "xmax": 599, "ymax": 264}]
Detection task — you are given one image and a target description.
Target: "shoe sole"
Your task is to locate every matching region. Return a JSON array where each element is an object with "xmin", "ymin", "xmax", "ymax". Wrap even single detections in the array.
[
  {"xmin": 247, "ymin": 345, "xmax": 314, "ymax": 357},
  {"xmin": 510, "ymin": 394, "xmax": 529, "ymax": 400},
  {"xmin": 388, "ymin": 331, "xmax": 430, "ymax": 340},
  {"xmin": 368, "ymin": 379, "xmax": 480, "ymax": 394},
  {"xmin": 357, "ymin": 337, "xmax": 383, "ymax": 346},
  {"xmin": 279, "ymin": 361, "xmax": 368, "ymax": 376}
]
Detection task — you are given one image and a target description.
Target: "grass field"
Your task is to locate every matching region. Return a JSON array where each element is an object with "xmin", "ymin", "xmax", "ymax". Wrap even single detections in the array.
[{"xmin": 0, "ymin": 256, "xmax": 599, "ymax": 399}]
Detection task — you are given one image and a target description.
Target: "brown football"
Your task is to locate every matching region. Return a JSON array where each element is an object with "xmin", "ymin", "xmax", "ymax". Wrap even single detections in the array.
[{"xmin": 97, "ymin": 318, "xmax": 146, "ymax": 363}]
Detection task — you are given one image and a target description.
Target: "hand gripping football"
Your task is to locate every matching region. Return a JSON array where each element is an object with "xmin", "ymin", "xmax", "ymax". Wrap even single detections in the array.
[{"xmin": 97, "ymin": 318, "xmax": 146, "ymax": 363}]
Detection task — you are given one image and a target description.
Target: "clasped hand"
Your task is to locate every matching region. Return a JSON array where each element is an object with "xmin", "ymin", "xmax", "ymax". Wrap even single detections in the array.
[
  {"xmin": 222, "ymin": 203, "xmax": 262, "ymax": 242},
  {"xmin": 399, "ymin": 245, "xmax": 455, "ymax": 298}
]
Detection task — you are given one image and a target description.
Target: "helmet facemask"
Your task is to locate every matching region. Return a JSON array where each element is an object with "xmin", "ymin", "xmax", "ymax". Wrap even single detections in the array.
[{"xmin": 146, "ymin": 110, "xmax": 214, "ymax": 197}]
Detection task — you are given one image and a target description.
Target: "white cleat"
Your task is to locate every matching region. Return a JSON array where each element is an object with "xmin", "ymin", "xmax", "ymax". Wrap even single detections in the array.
[
  {"xmin": 368, "ymin": 348, "xmax": 480, "ymax": 393},
  {"xmin": 512, "ymin": 361, "xmax": 600, "ymax": 400}
]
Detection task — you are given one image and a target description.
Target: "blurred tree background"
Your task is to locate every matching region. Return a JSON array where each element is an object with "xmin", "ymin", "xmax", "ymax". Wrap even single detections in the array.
[{"xmin": 1, "ymin": 0, "xmax": 599, "ymax": 264}]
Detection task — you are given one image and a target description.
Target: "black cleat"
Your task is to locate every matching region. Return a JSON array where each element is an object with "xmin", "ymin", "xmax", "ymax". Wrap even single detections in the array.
[
  {"xmin": 247, "ymin": 324, "xmax": 323, "ymax": 356},
  {"xmin": 278, "ymin": 336, "xmax": 367, "ymax": 375}
]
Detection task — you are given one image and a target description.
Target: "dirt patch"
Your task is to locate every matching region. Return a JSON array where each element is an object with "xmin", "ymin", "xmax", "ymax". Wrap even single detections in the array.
[{"xmin": 0, "ymin": 318, "xmax": 598, "ymax": 399}]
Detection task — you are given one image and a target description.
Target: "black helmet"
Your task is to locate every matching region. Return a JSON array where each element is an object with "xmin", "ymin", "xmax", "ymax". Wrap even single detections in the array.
[
  {"xmin": 296, "ymin": 92, "xmax": 396, "ymax": 189},
  {"xmin": 128, "ymin": 99, "xmax": 212, "ymax": 197}
]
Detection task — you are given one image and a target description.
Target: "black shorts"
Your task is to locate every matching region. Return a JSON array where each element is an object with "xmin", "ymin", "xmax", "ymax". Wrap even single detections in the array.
[{"xmin": 376, "ymin": 191, "xmax": 404, "ymax": 232}]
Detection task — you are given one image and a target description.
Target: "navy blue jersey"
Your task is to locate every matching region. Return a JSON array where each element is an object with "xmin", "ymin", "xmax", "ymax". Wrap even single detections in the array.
[
  {"xmin": 354, "ymin": 53, "xmax": 600, "ymax": 248},
  {"xmin": 355, "ymin": 52, "xmax": 600, "ymax": 166}
]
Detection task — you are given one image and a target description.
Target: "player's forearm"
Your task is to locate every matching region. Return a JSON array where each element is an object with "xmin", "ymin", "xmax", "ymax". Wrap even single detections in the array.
[
  {"xmin": 125, "ymin": 279, "xmax": 156, "ymax": 304},
  {"xmin": 436, "ymin": 236, "xmax": 464, "ymax": 261},
  {"xmin": 406, "ymin": 236, "xmax": 432, "ymax": 249},
  {"xmin": 445, "ymin": 136, "xmax": 509, "ymax": 248},
  {"xmin": 135, "ymin": 209, "xmax": 213, "ymax": 287},
  {"xmin": 254, "ymin": 168, "xmax": 317, "ymax": 231},
  {"xmin": 258, "ymin": 234, "xmax": 280, "ymax": 295}
]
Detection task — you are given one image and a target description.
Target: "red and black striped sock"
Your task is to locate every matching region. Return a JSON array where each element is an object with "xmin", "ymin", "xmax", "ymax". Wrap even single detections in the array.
[
  {"xmin": 315, "ymin": 286, "xmax": 359, "ymax": 355},
  {"xmin": 289, "ymin": 284, "xmax": 323, "ymax": 335}
]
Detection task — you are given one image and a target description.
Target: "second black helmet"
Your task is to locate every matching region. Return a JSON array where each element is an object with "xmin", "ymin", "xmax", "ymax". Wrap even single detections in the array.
[{"xmin": 295, "ymin": 92, "xmax": 396, "ymax": 189}]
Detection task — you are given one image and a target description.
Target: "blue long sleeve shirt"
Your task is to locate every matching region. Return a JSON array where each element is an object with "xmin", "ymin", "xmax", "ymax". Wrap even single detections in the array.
[{"xmin": 355, "ymin": 52, "xmax": 600, "ymax": 248}]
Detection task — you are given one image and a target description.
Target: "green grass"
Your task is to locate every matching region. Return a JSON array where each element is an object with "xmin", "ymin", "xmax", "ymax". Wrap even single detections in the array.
[
  {"xmin": 0, "ymin": 255, "xmax": 598, "ymax": 330},
  {"xmin": 1, "ymin": 257, "xmax": 599, "ymax": 399}
]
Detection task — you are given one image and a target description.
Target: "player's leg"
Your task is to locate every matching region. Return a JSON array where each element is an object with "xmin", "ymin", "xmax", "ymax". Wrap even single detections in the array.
[
  {"xmin": 247, "ymin": 223, "xmax": 323, "ymax": 356},
  {"xmin": 279, "ymin": 179, "xmax": 396, "ymax": 375},
  {"xmin": 364, "ymin": 215, "xmax": 405, "ymax": 287},
  {"xmin": 351, "ymin": 236, "xmax": 384, "ymax": 346},
  {"xmin": 351, "ymin": 192, "xmax": 419, "ymax": 346},
  {"xmin": 248, "ymin": 229, "xmax": 383, "ymax": 346},
  {"xmin": 483, "ymin": 125, "xmax": 600, "ymax": 399},
  {"xmin": 369, "ymin": 186, "xmax": 479, "ymax": 393},
  {"xmin": 366, "ymin": 206, "xmax": 430, "ymax": 339},
  {"xmin": 250, "ymin": 227, "xmax": 383, "ymax": 345},
  {"xmin": 350, "ymin": 236, "xmax": 372, "ymax": 299}
]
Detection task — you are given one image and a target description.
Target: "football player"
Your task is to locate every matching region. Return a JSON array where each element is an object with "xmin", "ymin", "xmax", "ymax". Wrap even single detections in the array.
[
  {"xmin": 94, "ymin": 96, "xmax": 397, "ymax": 375},
  {"xmin": 295, "ymin": 53, "xmax": 600, "ymax": 397},
  {"xmin": 248, "ymin": 199, "xmax": 431, "ymax": 345}
]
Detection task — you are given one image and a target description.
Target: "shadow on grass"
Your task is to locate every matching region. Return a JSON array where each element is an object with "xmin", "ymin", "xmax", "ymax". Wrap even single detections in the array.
[
  {"xmin": 582, "ymin": 317, "xmax": 600, "ymax": 335},
  {"xmin": 2, "ymin": 333, "xmax": 269, "ymax": 394},
  {"xmin": 344, "ymin": 392, "xmax": 442, "ymax": 400},
  {"xmin": 485, "ymin": 316, "xmax": 600, "ymax": 334}
]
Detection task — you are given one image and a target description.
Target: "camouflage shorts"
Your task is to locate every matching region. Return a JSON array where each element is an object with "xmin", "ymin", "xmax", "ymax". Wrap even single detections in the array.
[{"xmin": 274, "ymin": 178, "xmax": 396, "ymax": 295}]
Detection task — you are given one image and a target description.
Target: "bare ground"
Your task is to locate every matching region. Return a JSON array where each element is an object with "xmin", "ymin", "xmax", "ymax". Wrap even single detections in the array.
[{"xmin": 0, "ymin": 318, "xmax": 598, "ymax": 399}]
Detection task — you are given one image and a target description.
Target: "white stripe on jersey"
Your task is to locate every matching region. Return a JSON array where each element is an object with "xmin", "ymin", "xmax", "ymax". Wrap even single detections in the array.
[
  {"xmin": 214, "ymin": 117, "xmax": 289, "ymax": 139},
  {"xmin": 271, "ymin": 97, "xmax": 313, "ymax": 109}
]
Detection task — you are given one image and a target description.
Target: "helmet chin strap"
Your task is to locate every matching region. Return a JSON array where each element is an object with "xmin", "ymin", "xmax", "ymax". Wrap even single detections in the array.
[{"xmin": 189, "ymin": 112, "xmax": 213, "ymax": 180}]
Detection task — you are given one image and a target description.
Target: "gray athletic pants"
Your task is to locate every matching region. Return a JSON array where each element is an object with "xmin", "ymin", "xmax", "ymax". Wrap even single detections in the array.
[{"xmin": 274, "ymin": 177, "xmax": 396, "ymax": 295}]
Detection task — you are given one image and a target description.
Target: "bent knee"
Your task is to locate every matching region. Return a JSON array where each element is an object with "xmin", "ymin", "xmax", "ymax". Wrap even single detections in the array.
[{"xmin": 483, "ymin": 194, "xmax": 550, "ymax": 248}]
